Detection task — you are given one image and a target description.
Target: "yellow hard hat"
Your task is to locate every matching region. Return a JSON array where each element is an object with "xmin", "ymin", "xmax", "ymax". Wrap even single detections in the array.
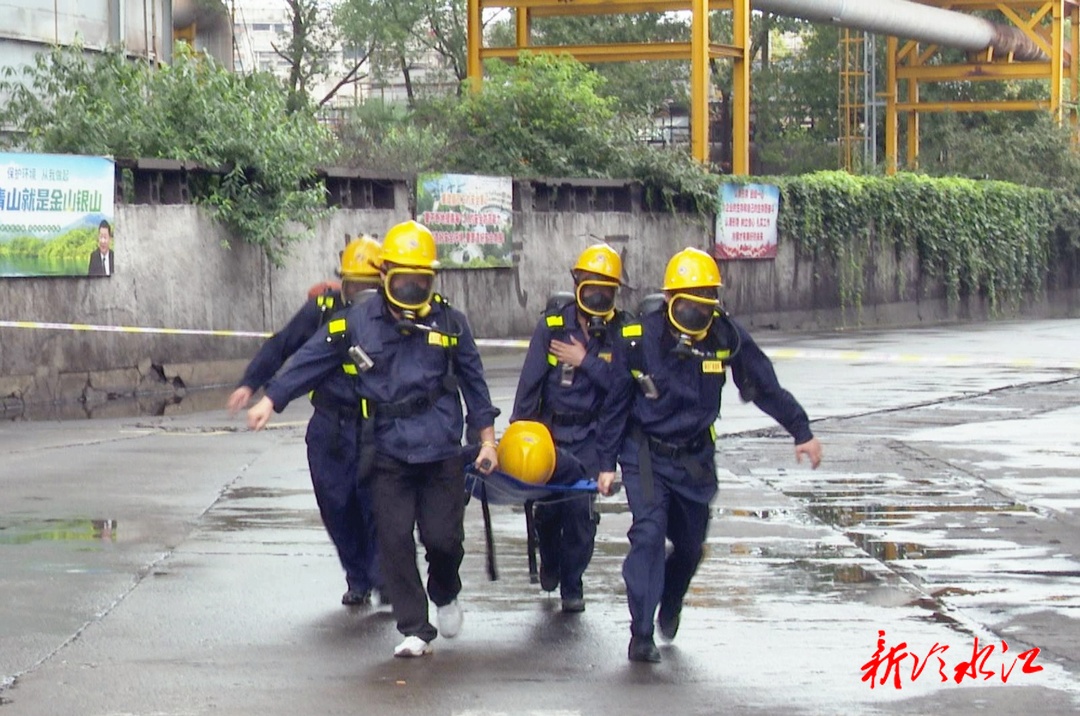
[
  {"xmin": 497, "ymin": 421, "xmax": 556, "ymax": 486},
  {"xmin": 340, "ymin": 235, "xmax": 382, "ymax": 279},
  {"xmin": 573, "ymin": 244, "xmax": 622, "ymax": 284},
  {"xmin": 662, "ymin": 248, "xmax": 722, "ymax": 292},
  {"xmin": 378, "ymin": 220, "xmax": 439, "ymax": 269}
]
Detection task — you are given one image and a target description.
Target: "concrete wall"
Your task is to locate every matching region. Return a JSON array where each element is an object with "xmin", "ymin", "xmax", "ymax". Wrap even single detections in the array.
[{"xmin": 2, "ymin": 173, "xmax": 1078, "ymax": 413}]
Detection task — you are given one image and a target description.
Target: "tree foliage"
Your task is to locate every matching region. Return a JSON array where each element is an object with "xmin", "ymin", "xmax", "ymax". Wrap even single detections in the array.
[
  {"xmin": 336, "ymin": 0, "xmax": 470, "ymax": 102},
  {"xmin": 439, "ymin": 52, "xmax": 625, "ymax": 177},
  {"xmin": 771, "ymin": 171, "xmax": 1064, "ymax": 315},
  {"xmin": 487, "ymin": 13, "xmax": 693, "ymax": 115},
  {"xmin": 0, "ymin": 43, "xmax": 335, "ymax": 265}
]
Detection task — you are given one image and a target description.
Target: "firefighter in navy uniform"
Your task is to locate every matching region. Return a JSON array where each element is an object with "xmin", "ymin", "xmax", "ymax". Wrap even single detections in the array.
[
  {"xmin": 247, "ymin": 220, "xmax": 499, "ymax": 659},
  {"xmin": 604, "ymin": 247, "xmax": 823, "ymax": 664},
  {"xmin": 510, "ymin": 244, "xmax": 627, "ymax": 613},
  {"xmin": 227, "ymin": 236, "xmax": 384, "ymax": 608}
]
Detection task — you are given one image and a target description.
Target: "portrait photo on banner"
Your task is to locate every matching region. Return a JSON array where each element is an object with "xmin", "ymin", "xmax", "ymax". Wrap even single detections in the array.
[{"xmin": 0, "ymin": 152, "xmax": 116, "ymax": 279}]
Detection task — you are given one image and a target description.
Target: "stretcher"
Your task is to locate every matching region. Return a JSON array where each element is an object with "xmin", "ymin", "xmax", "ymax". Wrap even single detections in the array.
[{"xmin": 463, "ymin": 464, "xmax": 598, "ymax": 581}]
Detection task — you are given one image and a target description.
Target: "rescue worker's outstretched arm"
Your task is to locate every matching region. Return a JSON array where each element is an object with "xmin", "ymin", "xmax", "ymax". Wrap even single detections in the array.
[
  {"xmin": 245, "ymin": 322, "xmax": 348, "ymax": 430},
  {"xmin": 728, "ymin": 320, "xmax": 822, "ymax": 469},
  {"xmin": 246, "ymin": 395, "xmax": 275, "ymax": 431},
  {"xmin": 228, "ymin": 299, "xmax": 324, "ymax": 415},
  {"xmin": 450, "ymin": 312, "xmax": 501, "ymax": 474},
  {"xmin": 510, "ymin": 320, "xmax": 552, "ymax": 422}
]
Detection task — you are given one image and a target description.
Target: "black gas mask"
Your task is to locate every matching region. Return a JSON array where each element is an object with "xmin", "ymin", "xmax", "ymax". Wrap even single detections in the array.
[
  {"xmin": 667, "ymin": 291, "xmax": 718, "ymax": 358},
  {"xmin": 574, "ymin": 271, "xmax": 618, "ymax": 341},
  {"xmin": 341, "ymin": 277, "xmax": 381, "ymax": 305},
  {"xmin": 384, "ymin": 267, "xmax": 435, "ymax": 334}
]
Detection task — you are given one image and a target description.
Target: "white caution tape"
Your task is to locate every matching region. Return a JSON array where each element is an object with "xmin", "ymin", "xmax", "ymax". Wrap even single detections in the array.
[{"xmin": 0, "ymin": 319, "xmax": 271, "ymax": 338}]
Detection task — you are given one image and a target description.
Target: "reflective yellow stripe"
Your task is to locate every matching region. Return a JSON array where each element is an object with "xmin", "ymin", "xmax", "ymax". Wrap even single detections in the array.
[
  {"xmin": 342, "ymin": 363, "xmax": 358, "ymax": 375},
  {"xmin": 709, "ymin": 424, "xmax": 716, "ymax": 441},
  {"xmin": 547, "ymin": 354, "xmax": 558, "ymax": 366},
  {"xmin": 327, "ymin": 318, "xmax": 347, "ymax": 334},
  {"xmin": 546, "ymin": 315, "xmax": 564, "ymax": 328},
  {"xmin": 630, "ymin": 369, "xmax": 644, "ymax": 378},
  {"xmin": 621, "ymin": 324, "xmax": 642, "ymax": 338},
  {"xmin": 426, "ymin": 331, "xmax": 458, "ymax": 348},
  {"xmin": 360, "ymin": 399, "xmax": 370, "ymax": 419},
  {"xmin": 715, "ymin": 349, "xmax": 731, "ymax": 359},
  {"xmin": 702, "ymin": 360, "xmax": 724, "ymax": 374}
]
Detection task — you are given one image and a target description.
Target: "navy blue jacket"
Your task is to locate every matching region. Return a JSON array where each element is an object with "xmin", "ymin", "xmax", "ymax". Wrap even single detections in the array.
[
  {"xmin": 511, "ymin": 301, "xmax": 626, "ymax": 473},
  {"xmin": 239, "ymin": 291, "xmax": 355, "ymax": 409},
  {"xmin": 264, "ymin": 292, "xmax": 499, "ymax": 464},
  {"xmin": 613, "ymin": 308, "xmax": 813, "ymax": 447}
]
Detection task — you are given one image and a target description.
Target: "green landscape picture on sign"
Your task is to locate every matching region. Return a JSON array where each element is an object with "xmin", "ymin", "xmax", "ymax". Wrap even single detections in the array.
[
  {"xmin": 0, "ymin": 152, "xmax": 115, "ymax": 278},
  {"xmin": 416, "ymin": 173, "xmax": 513, "ymax": 269}
]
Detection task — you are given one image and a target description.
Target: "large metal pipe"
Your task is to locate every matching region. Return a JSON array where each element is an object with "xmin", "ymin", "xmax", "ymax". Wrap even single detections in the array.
[{"xmin": 754, "ymin": 0, "xmax": 1048, "ymax": 62}]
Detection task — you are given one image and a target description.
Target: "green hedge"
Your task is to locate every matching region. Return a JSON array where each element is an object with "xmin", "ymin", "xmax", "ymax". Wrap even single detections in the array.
[{"xmin": 743, "ymin": 171, "xmax": 1074, "ymax": 316}]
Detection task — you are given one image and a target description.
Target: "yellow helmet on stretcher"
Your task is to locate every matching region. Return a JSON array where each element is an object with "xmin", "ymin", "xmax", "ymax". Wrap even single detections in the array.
[{"xmin": 497, "ymin": 421, "xmax": 556, "ymax": 485}]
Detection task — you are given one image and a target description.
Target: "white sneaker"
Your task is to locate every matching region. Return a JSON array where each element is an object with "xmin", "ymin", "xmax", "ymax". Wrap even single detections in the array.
[
  {"xmin": 393, "ymin": 635, "xmax": 432, "ymax": 658},
  {"xmin": 437, "ymin": 599, "xmax": 463, "ymax": 638}
]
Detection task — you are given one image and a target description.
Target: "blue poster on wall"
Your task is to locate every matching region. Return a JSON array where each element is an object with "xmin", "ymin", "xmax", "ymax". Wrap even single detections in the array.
[
  {"xmin": 714, "ymin": 182, "xmax": 779, "ymax": 260},
  {"xmin": 0, "ymin": 152, "xmax": 116, "ymax": 278}
]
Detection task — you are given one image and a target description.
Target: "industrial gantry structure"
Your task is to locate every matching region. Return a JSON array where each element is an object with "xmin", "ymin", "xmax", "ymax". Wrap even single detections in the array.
[{"xmin": 465, "ymin": 0, "xmax": 1080, "ymax": 175}]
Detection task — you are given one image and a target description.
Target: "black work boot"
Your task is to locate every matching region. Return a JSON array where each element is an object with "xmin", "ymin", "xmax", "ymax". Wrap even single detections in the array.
[
  {"xmin": 657, "ymin": 601, "xmax": 682, "ymax": 642},
  {"xmin": 561, "ymin": 597, "xmax": 585, "ymax": 613},
  {"xmin": 341, "ymin": 588, "xmax": 371, "ymax": 606},
  {"xmin": 539, "ymin": 562, "xmax": 559, "ymax": 592},
  {"xmin": 628, "ymin": 635, "xmax": 661, "ymax": 663}
]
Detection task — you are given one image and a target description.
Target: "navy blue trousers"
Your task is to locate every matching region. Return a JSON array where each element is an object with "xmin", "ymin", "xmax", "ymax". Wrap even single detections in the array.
[
  {"xmin": 534, "ymin": 441, "xmax": 598, "ymax": 600},
  {"xmin": 619, "ymin": 460, "xmax": 711, "ymax": 638},
  {"xmin": 306, "ymin": 407, "xmax": 380, "ymax": 594}
]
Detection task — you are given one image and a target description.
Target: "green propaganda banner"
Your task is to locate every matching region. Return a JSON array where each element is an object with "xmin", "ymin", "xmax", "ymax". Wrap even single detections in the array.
[
  {"xmin": 416, "ymin": 173, "xmax": 513, "ymax": 269},
  {"xmin": 0, "ymin": 152, "xmax": 116, "ymax": 278}
]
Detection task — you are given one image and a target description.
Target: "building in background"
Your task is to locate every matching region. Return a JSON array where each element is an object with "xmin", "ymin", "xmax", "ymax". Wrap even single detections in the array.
[
  {"xmin": 231, "ymin": 0, "xmax": 457, "ymax": 114},
  {"xmin": 0, "ymin": 0, "xmax": 232, "ymax": 72}
]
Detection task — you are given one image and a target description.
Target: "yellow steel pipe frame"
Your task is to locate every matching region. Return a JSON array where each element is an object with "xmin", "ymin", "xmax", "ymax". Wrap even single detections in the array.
[
  {"xmin": 885, "ymin": 0, "xmax": 1079, "ymax": 174},
  {"xmin": 467, "ymin": 0, "xmax": 751, "ymax": 173}
]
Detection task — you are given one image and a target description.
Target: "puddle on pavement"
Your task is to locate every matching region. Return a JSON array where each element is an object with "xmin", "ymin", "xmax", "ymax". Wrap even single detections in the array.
[
  {"xmin": 219, "ymin": 487, "xmax": 313, "ymax": 501},
  {"xmin": 808, "ymin": 502, "xmax": 1032, "ymax": 528},
  {"xmin": 202, "ymin": 485, "xmax": 323, "ymax": 532},
  {"xmin": 0, "ymin": 518, "xmax": 118, "ymax": 544}
]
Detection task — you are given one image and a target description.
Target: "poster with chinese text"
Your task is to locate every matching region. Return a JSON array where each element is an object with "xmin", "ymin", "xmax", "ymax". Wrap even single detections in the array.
[
  {"xmin": 714, "ymin": 183, "xmax": 779, "ymax": 260},
  {"xmin": 416, "ymin": 173, "xmax": 513, "ymax": 269},
  {"xmin": 0, "ymin": 152, "xmax": 115, "ymax": 278}
]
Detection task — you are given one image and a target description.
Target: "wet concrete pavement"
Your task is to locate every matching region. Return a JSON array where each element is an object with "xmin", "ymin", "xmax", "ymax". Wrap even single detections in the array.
[{"xmin": 1, "ymin": 318, "xmax": 1079, "ymax": 715}]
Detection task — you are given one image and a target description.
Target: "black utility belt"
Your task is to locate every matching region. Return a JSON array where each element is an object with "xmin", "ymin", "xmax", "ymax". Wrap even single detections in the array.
[
  {"xmin": 645, "ymin": 430, "xmax": 713, "ymax": 459},
  {"xmin": 310, "ymin": 391, "xmax": 361, "ymax": 418},
  {"xmin": 548, "ymin": 409, "xmax": 598, "ymax": 427},
  {"xmin": 370, "ymin": 385, "xmax": 450, "ymax": 419}
]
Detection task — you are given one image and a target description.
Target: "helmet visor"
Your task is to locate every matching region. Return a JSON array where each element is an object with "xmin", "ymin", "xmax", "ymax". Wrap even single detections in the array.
[
  {"xmin": 667, "ymin": 292, "xmax": 718, "ymax": 336},
  {"xmin": 575, "ymin": 279, "xmax": 618, "ymax": 317},
  {"xmin": 385, "ymin": 267, "xmax": 435, "ymax": 311}
]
